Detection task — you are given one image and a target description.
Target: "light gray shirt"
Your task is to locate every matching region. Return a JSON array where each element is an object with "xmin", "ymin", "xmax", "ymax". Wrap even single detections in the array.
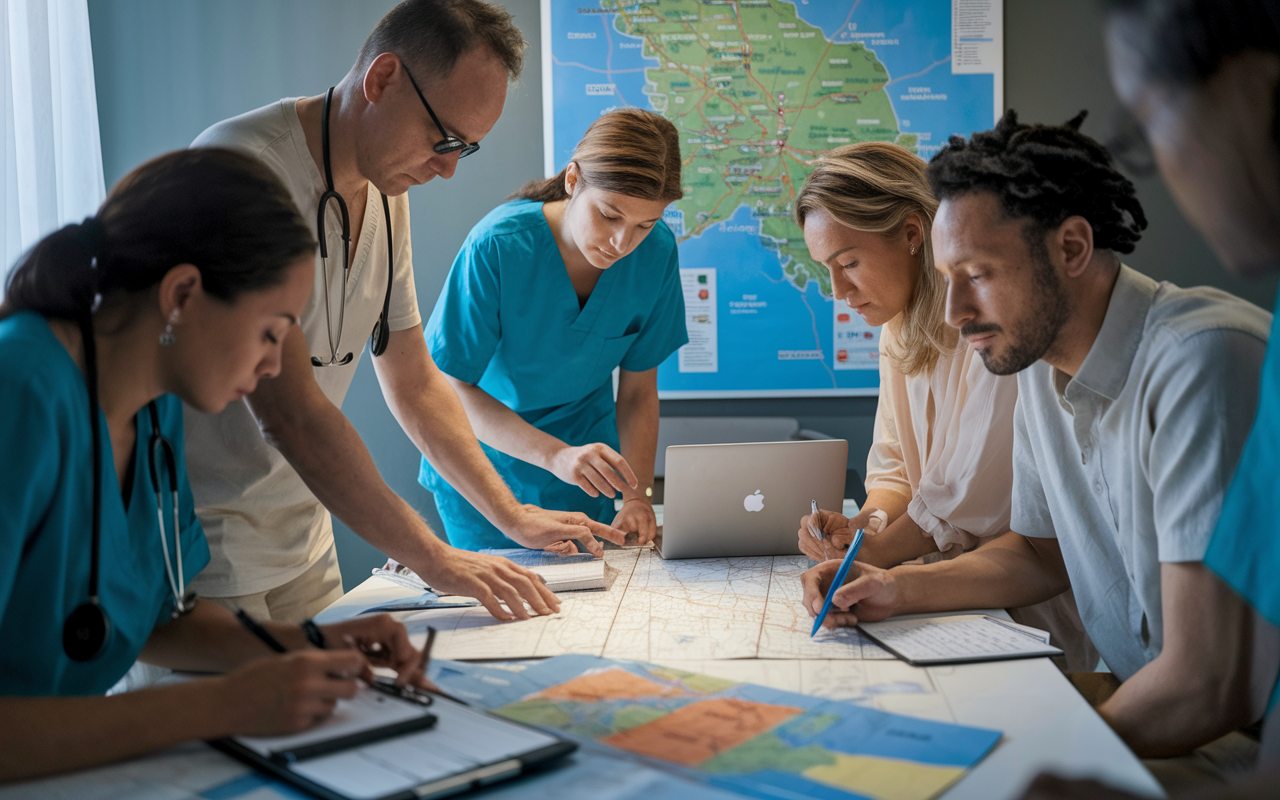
[
  {"xmin": 185, "ymin": 100, "xmax": 422, "ymax": 596},
  {"xmin": 1013, "ymin": 265, "xmax": 1270, "ymax": 680}
]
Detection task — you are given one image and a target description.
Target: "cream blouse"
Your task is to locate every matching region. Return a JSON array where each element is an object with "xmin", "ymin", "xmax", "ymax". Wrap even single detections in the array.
[{"xmin": 865, "ymin": 320, "xmax": 1018, "ymax": 554}]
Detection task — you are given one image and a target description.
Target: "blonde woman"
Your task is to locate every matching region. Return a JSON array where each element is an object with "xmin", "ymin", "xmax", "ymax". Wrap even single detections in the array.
[
  {"xmin": 421, "ymin": 109, "xmax": 687, "ymax": 552},
  {"xmin": 794, "ymin": 142, "xmax": 1094, "ymax": 666}
]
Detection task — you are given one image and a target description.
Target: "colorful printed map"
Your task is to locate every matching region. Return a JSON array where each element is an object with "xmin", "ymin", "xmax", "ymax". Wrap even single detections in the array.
[
  {"xmin": 433, "ymin": 654, "xmax": 1003, "ymax": 800},
  {"xmin": 543, "ymin": 0, "xmax": 1002, "ymax": 396}
]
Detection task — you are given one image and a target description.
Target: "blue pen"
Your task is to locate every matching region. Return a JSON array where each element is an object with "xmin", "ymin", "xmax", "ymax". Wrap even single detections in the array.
[{"xmin": 810, "ymin": 527, "xmax": 866, "ymax": 637}]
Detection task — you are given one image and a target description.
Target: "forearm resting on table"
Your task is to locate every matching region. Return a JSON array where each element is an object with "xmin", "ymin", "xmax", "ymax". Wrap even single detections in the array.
[
  {"xmin": 1097, "ymin": 562, "xmax": 1275, "ymax": 757},
  {"xmin": 860, "ymin": 507, "xmax": 940, "ymax": 568},
  {"xmin": 862, "ymin": 488, "xmax": 911, "ymax": 524},
  {"xmin": 0, "ymin": 682, "xmax": 233, "ymax": 783},
  {"xmin": 892, "ymin": 531, "xmax": 1069, "ymax": 615},
  {"xmin": 139, "ymin": 599, "xmax": 311, "ymax": 673}
]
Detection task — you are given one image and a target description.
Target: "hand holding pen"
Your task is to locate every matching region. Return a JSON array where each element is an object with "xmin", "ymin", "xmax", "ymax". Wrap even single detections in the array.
[
  {"xmin": 234, "ymin": 609, "xmax": 432, "ymax": 692},
  {"xmin": 798, "ymin": 505, "xmax": 854, "ymax": 562}
]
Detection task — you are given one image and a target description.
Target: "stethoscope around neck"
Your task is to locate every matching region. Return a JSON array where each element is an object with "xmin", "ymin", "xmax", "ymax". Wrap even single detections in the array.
[
  {"xmin": 312, "ymin": 86, "xmax": 393, "ymax": 367},
  {"xmin": 63, "ymin": 315, "xmax": 195, "ymax": 662}
]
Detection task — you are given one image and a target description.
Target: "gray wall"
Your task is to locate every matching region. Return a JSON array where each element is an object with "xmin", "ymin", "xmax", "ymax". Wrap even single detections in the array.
[{"xmin": 89, "ymin": 0, "xmax": 1278, "ymax": 590}]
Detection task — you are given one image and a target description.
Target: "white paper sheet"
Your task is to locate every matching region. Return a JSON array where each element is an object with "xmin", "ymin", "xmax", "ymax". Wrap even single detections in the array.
[{"xmin": 859, "ymin": 615, "xmax": 1061, "ymax": 665}]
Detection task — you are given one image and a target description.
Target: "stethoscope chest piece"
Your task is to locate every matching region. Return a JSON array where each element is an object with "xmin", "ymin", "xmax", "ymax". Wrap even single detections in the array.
[{"xmin": 63, "ymin": 598, "xmax": 111, "ymax": 662}]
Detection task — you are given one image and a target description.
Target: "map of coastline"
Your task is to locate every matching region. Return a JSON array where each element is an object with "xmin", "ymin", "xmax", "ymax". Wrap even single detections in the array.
[{"xmin": 544, "ymin": 0, "xmax": 1001, "ymax": 396}]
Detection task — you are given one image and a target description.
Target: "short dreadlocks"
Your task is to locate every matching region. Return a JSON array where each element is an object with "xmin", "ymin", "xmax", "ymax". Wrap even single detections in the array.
[{"xmin": 926, "ymin": 109, "xmax": 1148, "ymax": 254}]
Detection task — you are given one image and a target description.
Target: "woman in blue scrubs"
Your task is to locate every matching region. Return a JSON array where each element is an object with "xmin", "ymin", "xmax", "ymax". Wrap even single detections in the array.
[
  {"xmin": 0, "ymin": 149, "xmax": 426, "ymax": 783},
  {"xmin": 422, "ymin": 109, "xmax": 687, "ymax": 552}
]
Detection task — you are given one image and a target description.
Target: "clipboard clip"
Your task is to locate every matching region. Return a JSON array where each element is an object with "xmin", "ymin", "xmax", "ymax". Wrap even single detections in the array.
[{"xmin": 369, "ymin": 676, "xmax": 434, "ymax": 706}]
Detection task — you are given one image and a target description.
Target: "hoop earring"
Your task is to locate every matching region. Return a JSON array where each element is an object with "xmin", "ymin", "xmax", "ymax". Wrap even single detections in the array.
[{"xmin": 159, "ymin": 309, "xmax": 179, "ymax": 347}]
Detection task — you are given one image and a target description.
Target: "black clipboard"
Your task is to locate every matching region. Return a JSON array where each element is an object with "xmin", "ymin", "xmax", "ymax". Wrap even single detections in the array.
[{"xmin": 209, "ymin": 690, "xmax": 577, "ymax": 800}]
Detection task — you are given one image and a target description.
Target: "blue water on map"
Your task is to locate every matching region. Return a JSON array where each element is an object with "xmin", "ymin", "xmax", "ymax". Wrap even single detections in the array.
[
  {"xmin": 549, "ymin": 4, "xmax": 655, "ymax": 169},
  {"xmin": 795, "ymin": 0, "xmax": 997, "ymax": 157}
]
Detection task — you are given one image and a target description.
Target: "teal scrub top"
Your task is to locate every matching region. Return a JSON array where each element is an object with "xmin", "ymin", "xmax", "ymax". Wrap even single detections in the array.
[
  {"xmin": 1204, "ymin": 292, "xmax": 1280, "ymax": 713},
  {"xmin": 421, "ymin": 199, "xmax": 688, "ymax": 550},
  {"xmin": 0, "ymin": 312, "xmax": 209, "ymax": 696}
]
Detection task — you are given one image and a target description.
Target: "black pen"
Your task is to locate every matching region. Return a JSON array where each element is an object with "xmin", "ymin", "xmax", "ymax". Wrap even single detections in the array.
[
  {"xmin": 419, "ymin": 627, "xmax": 473, "ymax": 706},
  {"xmin": 368, "ymin": 626, "xmax": 442, "ymax": 706},
  {"xmin": 236, "ymin": 608, "xmax": 287, "ymax": 653}
]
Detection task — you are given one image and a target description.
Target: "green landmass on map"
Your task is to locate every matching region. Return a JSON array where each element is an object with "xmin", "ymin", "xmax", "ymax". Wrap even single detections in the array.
[
  {"xmin": 647, "ymin": 666, "xmax": 739, "ymax": 694},
  {"xmin": 606, "ymin": 0, "xmax": 909, "ymax": 296},
  {"xmin": 701, "ymin": 730, "xmax": 837, "ymax": 774},
  {"xmin": 613, "ymin": 703, "xmax": 671, "ymax": 730},
  {"xmin": 496, "ymin": 697, "xmax": 574, "ymax": 730}
]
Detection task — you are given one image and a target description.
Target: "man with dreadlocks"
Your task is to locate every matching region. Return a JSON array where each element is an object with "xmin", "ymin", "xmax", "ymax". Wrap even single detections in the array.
[{"xmin": 802, "ymin": 110, "xmax": 1280, "ymax": 772}]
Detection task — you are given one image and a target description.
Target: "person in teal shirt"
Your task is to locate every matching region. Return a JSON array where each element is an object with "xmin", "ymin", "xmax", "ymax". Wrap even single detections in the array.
[
  {"xmin": 422, "ymin": 109, "xmax": 687, "ymax": 553},
  {"xmin": 0, "ymin": 149, "xmax": 428, "ymax": 783}
]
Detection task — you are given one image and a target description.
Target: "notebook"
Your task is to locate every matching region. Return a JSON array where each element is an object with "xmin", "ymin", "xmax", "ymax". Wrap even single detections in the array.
[
  {"xmin": 212, "ymin": 685, "xmax": 576, "ymax": 800},
  {"xmin": 373, "ymin": 551, "xmax": 607, "ymax": 597},
  {"xmin": 858, "ymin": 615, "xmax": 1062, "ymax": 666},
  {"xmin": 479, "ymin": 548, "xmax": 607, "ymax": 592}
]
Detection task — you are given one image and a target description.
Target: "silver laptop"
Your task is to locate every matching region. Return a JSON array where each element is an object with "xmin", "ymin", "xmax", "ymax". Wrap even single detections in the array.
[{"xmin": 657, "ymin": 440, "xmax": 848, "ymax": 559}]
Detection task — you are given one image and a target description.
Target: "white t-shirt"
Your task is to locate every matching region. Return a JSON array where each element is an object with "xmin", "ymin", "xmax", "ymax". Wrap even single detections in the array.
[{"xmin": 185, "ymin": 99, "xmax": 421, "ymax": 597}]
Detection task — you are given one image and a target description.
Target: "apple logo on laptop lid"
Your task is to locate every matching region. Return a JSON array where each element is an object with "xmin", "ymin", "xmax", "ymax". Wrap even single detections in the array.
[{"xmin": 743, "ymin": 490, "xmax": 764, "ymax": 513}]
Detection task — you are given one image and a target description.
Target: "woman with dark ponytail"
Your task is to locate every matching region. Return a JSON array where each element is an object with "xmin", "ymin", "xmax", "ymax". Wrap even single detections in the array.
[
  {"xmin": 0, "ymin": 148, "xmax": 429, "ymax": 782},
  {"xmin": 418, "ymin": 108, "xmax": 687, "ymax": 553}
]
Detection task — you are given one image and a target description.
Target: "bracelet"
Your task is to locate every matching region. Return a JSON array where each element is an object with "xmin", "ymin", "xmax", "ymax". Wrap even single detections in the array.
[{"xmin": 301, "ymin": 619, "xmax": 326, "ymax": 649}]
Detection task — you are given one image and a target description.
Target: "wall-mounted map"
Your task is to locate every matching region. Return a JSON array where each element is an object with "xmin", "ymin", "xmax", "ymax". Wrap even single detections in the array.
[{"xmin": 542, "ymin": 0, "xmax": 1002, "ymax": 397}]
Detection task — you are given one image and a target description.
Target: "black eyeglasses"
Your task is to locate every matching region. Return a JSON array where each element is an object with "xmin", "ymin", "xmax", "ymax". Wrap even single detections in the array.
[{"xmin": 401, "ymin": 62, "xmax": 480, "ymax": 159}]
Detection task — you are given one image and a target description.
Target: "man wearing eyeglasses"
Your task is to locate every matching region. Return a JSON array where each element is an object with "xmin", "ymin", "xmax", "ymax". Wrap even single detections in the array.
[{"xmin": 182, "ymin": 0, "xmax": 626, "ymax": 625}]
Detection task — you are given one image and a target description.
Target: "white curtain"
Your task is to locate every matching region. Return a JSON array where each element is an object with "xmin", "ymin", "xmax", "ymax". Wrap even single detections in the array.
[{"xmin": 1, "ymin": 0, "xmax": 105, "ymax": 295}]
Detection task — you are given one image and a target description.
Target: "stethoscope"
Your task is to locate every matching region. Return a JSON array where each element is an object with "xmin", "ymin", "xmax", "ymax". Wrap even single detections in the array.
[
  {"xmin": 312, "ymin": 86, "xmax": 393, "ymax": 367},
  {"xmin": 63, "ymin": 316, "xmax": 195, "ymax": 662}
]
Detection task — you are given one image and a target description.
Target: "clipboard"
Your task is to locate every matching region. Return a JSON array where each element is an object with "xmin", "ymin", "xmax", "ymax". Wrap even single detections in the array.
[{"xmin": 210, "ymin": 686, "xmax": 576, "ymax": 800}]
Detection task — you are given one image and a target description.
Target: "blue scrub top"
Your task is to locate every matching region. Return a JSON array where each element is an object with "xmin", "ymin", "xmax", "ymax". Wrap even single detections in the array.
[
  {"xmin": 421, "ymin": 199, "xmax": 688, "ymax": 550},
  {"xmin": 1204, "ymin": 292, "xmax": 1280, "ymax": 713},
  {"xmin": 0, "ymin": 312, "xmax": 209, "ymax": 696}
]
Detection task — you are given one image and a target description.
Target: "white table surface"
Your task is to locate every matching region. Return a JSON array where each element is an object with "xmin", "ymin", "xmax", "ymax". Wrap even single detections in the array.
[{"xmin": 1, "ymin": 549, "xmax": 1164, "ymax": 800}]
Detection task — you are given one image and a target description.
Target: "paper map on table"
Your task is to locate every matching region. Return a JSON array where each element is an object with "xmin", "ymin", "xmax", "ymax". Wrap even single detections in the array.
[
  {"xmin": 383, "ymin": 550, "xmax": 893, "ymax": 661},
  {"xmin": 432, "ymin": 655, "xmax": 1002, "ymax": 800}
]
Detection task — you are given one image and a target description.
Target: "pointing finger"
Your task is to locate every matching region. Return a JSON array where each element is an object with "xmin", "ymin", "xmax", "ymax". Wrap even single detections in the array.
[{"xmin": 583, "ymin": 517, "xmax": 627, "ymax": 546}]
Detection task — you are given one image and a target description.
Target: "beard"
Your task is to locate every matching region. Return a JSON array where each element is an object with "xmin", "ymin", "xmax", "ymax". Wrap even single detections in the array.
[{"xmin": 964, "ymin": 244, "xmax": 1070, "ymax": 376}]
